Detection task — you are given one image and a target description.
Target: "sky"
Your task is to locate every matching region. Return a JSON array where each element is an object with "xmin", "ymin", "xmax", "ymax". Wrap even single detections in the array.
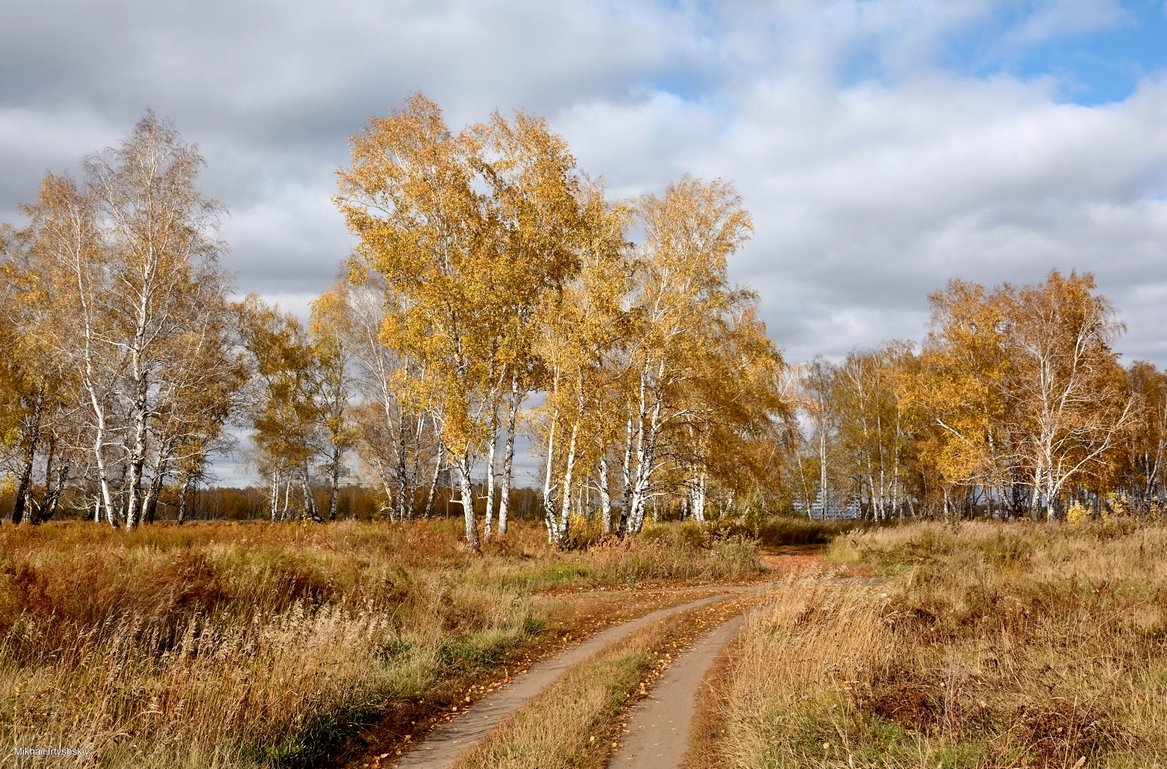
[{"xmin": 2, "ymin": 0, "xmax": 1166, "ymax": 485}]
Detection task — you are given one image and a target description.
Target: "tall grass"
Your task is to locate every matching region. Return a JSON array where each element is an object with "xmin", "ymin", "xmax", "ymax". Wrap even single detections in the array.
[
  {"xmin": 0, "ymin": 519, "xmax": 759, "ymax": 768},
  {"xmin": 705, "ymin": 521, "xmax": 1167, "ymax": 769}
]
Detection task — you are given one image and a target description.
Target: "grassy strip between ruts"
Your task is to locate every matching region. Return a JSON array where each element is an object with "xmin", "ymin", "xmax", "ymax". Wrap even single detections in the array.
[{"xmin": 440, "ymin": 595, "xmax": 754, "ymax": 769}]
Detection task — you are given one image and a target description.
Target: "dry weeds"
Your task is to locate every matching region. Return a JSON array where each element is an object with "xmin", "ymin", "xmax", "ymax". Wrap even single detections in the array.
[
  {"xmin": 0, "ymin": 519, "xmax": 760, "ymax": 768},
  {"xmin": 703, "ymin": 521, "xmax": 1167, "ymax": 769}
]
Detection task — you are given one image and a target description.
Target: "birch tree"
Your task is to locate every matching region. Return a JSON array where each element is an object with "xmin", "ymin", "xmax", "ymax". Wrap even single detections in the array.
[
  {"xmin": 308, "ymin": 287, "xmax": 358, "ymax": 521},
  {"xmin": 1007, "ymin": 271, "xmax": 1136, "ymax": 519},
  {"xmin": 325, "ymin": 276, "xmax": 441, "ymax": 520},
  {"xmin": 913, "ymin": 280, "xmax": 1014, "ymax": 516},
  {"xmin": 337, "ymin": 94, "xmax": 592, "ymax": 549},
  {"xmin": 80, "ymin": 113, "xmax": 226, "ymax": 529},
  {"xmin": 470, "ymin": 109, "xmax": 590, "ymax": 538},
  {"xmin": 920, "ymin": 271, "xmax": 1136, "ymax": 518},
  {"xmin": 535, "ymin": 185, "xmax": 632, "ymax": 545},
  {"xmin": 1122, "ymin": 361, "xmax": 1167, "ymax": 508},
  {"xmin": 618, "ymin": 177, "xmax": 753, "ymax": 534},
  {"xmin": 832, "ymin": 343, "xmax": 913, "ymax": 520},
  {"xmin": 336, "ymin": 95, "xmax": 496, "ymax": 549},
  {"xmin": 17, "ymin": 173, "xmax": 122, "ymax": 525},
  {"xmin": 236, "ymin": 295, "xmax": 324, "ymax": 521},
  {"xmin": 687, "ymin": 306, "xmax": 793, "ymax": 519}
]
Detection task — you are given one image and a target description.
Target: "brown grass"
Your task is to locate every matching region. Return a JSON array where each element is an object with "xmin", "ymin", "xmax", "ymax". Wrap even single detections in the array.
[
  {"xmin": 0, "ymin": 519, "xmax": 760, "ymax": 768},
  {"xmin": 700, "ymin": 521, "xmax": 1167, "ymax": 769}
]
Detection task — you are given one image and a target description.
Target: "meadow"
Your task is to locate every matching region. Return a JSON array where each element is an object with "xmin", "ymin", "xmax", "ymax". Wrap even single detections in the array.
[
  {"xmin": 0, "ymin": 518, "xmax": 761, "ymax": 768},
  {"xmin": 701, "ymin": 520, "xmax": 1167, "ymax": 769}
]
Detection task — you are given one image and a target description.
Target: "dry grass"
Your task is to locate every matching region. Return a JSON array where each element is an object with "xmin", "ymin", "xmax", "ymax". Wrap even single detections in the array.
[
  {"xmin": 0, "ymin": 519, "xmax": 759, "ymax": 768},
  {"xmin": 702, "ymin": 521, "xmax": 1167, "ymax": 769}
]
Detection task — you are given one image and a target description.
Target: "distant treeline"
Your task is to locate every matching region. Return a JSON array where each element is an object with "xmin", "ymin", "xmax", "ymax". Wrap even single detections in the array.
[{"xmin": 0, "ymin": 484, "xmax": 551, "ymax": 524}]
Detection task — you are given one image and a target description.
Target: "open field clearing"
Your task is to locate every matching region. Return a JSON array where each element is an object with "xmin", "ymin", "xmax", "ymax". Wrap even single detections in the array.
[
  {"xmin": 698, "ymin": 521, "xmax": 1167, "ymax": 769},
  {"xmin": 0, "ymin": 519, "xmax": 768, "ymax": 768}
]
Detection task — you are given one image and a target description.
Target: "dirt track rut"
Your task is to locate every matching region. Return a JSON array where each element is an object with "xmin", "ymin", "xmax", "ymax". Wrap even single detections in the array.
[
  {"xmin": 391, "ymin": 587, "xmax": 756, "ymax": 769},
  {"xmin": 608, "ymin": 614, "xmax": 744, "ymax": 768}
]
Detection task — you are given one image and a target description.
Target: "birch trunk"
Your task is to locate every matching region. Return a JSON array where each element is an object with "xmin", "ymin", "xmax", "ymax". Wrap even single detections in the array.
[
  {"xmin": 691, "ymin": 471, "xmax": 707, "ymax": 523},
  {"xmin": 269, "ymin": 474, "xmax": 280, "ymax": 521},
  {"xmin": 556, "ymin": 421, "xmax": 579, "ymax": 548},
  {"xmin": 395, "ymin": 411, "xmax": 410, "ymax": 520},
  {"xmin": 628, "ymin": 373, "xmax": 664, "ymax": 534},
  {"xmin": 455, "ymin": 452, "xmax": 480, "ymax": 551},
  {"xmin": 497, "ymin": 375, "xmax": 521, "ymax": 536},
  {"xmin": 483, "ymin": 408, "xmax": 498, "ymax": 538},
  {"xmin": 177, "ymin": 477, "xmax": 192, "ymax": 524},
  {"xmin": 328, "ymin": 447, "xmax": 341, "ymax": 521},
  {"xmin": 124, "ymin": 366, "xmax": 149, "ymax": 530},
  {"xmin": 598, "ymin": 458, "xmax": 612, "ymax": 534},
  {"xmin": 543, "ymin": 414, "xmax": 558, "ymax": 543},
  {"xmin": 619, "ymin": 410, "xmax": 634, "ymax": 535},
  {"xmin": 424, "ymin": 435, "xmax": 443, "ymax": 519}
]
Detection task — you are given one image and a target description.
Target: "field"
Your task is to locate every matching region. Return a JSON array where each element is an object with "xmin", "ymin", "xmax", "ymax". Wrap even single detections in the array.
[
  {"xmin": 7, "ymin": 517, "xmax": 1164, "ymax": 769},
  {"xmin": 700, "ymin": 521, "xmax": 1167, "ymax": 769},
  {"xmin": 0, "ymin": 519, "xmax": 762, "ymax": 768}
]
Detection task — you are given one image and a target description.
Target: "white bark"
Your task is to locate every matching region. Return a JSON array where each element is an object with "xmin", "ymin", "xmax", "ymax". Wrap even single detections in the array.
[
  {"xmin": 483, "ymin": 408, "xmax": 498, "ymax": 538},
  {"xmin": 557, "ymin": 421, "xmax": 579, "ymax": 547},
  {"xmin": 598, "ymin": 457, "xmax": 613, "ymax": 534},
  {"xmin": 454, "ymin": 452, "xmax": 479, "ymax": 550},
  {"xmin": 497, "ymin": 375, "xmax": 521, "ymax": 536},
  {"xmin": 543, "ymin": 412, "xmax": 559, "ymax": 543}
]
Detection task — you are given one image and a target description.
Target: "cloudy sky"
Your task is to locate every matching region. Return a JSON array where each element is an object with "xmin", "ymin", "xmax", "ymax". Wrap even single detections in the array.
[{"xmin": 3, "ymin": 0, "xmax": 1166, "ymax": 482}]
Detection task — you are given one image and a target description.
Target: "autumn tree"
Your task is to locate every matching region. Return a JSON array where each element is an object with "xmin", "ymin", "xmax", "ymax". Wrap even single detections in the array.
[
  {"xmin": 912, "ymin": 280, "xmax": 1017, "ymax": 516},
  {"xmin": 614, "ymin": 177, "xmax": 755, "ymax": 534},
  {"xmin": 1121, "ymin": 361, "xmax": 1167, "ymax": 508},
  {"xmin": 308, "ymin": 287, "xmax": 359, "ymax": 521},
  {"xmin": 918, "ymin": 271, "xmax": 1135, "ymax": 518},
  {"xmin": 1, "ymin": 230, "xmax": 87, "ymax": 524},
  {"xmin": 16, "ymin": 173, "xmax": 122, "ymax": 524},
  {"xmin": 236, "ymin": 295, "xmax": 325, "ymax": 521},
  {"xmin": 81, "ymin": 114, "xmax": 227, "ymax": 528},
  {"xmin": 678, "ymin": 305, "xmax": 793, "ymax": 520},
  {"xmin": 0, "ymin": 229, "xmax": 67, "ymax": 523},
  {"xmin": 831, "ymin": 343, "xmax": 915, "ymax": 520},
  {"xmin": 790, "ymin": 358, "xmax": 846, "ymax": 518},
  {"xmin": 1006, "ymin": 271, "xmax": 1136, "ymax": 518},
  {"xmin": 336, "ymin": 94, "xmax": 592, "ymax": 549},
  {"xmin": 337, "ymin": 95, "xmax": 496, "ymax": 548},
  {"xmin": 323, "ymin": 276, "xmax": 442, "ymax": 520},
  {"xmin": 534, "ymin": 184, "xmax": 632, "ymax": 544},
  {"xmin": 1, "ymin": 115, "xmax": 238, "ymax": 527},
  {"xmin": 469, "ymin": 110, "xmax": 596, "ymax": 538}
]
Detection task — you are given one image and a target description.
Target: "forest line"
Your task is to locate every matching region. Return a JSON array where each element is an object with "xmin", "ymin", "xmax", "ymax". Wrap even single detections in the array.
[{"xmin": 1, "ymin": 95, "xmax": 1164, "ymax": 545}]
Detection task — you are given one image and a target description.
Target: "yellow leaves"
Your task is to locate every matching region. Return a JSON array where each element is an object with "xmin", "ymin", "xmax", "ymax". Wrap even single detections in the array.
[{"xmin": 337, "ymin": 94, "xmax": 603, "ymax": 459}]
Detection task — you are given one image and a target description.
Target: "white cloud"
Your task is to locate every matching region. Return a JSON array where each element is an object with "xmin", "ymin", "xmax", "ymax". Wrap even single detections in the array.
[{"xmin": 1, "ymin": 0, "xmax": 1164, "ymax": 374}]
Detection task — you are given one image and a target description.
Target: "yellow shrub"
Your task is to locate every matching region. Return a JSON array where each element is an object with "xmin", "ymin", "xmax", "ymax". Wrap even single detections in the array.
[{"xmin": 1066, "ymin": 501, "xmax": 1091, "ymax": 525}]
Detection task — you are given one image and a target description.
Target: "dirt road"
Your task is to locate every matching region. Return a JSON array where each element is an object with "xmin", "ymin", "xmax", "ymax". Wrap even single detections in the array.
[
  {"xmin": 607, "ymin": 614, "xmax": 745, "ymax": 769},
  {"xmin": 391, "ymin": 587, "xmax": 757, "ymax": 769}
]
